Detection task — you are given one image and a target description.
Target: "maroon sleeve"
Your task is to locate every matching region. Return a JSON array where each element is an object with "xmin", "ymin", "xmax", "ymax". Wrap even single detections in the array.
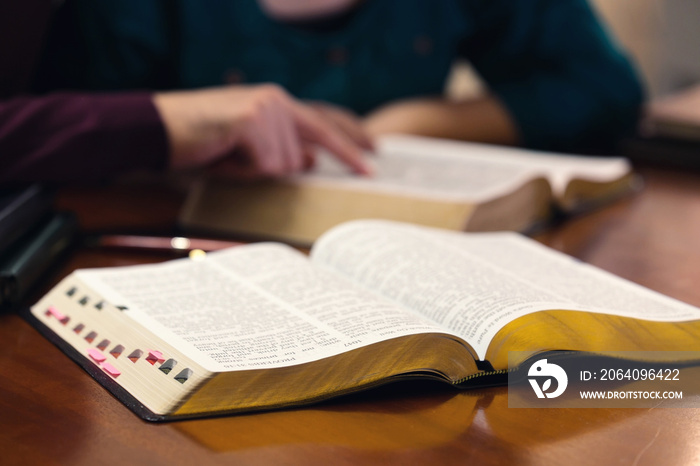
[
  {"xmin": 0, "ymin": 92, "xmax": 169, "ymax": 184},
  {"xmin": 0, "ymin": 1, "xmax": 168, "ymax": 185}
]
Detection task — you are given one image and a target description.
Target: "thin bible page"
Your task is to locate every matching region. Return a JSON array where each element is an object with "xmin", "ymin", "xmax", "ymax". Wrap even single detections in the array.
[
  {"xmin": 356, "ymin": 135, "xmax": 631, "ymax": 196},
  {"xmin": 298, "ymin": 136, "xmax": 541, "ymax": 203},
  {"xmin": 76, "ymin": 243, "xmax": 447, "ymax": 372},
  {"xmin": 311, "ymin": 220, "xmax": 700, "ymax": 360}
]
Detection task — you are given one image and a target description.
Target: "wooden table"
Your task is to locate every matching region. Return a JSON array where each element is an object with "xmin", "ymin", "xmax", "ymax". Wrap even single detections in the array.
[{"xmin": 2, "ymin": 165, "xmax": 700, "ymax": 465}]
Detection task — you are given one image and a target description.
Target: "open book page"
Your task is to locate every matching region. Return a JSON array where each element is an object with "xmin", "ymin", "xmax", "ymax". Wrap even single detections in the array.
[
  {"xmin": 75, "ymin": 244, "xmax": 450, "ymax": 373},
  {"xmin": 311, "ymin": 220, "xmax": 700, "ymax": 360},
  {"xmin": 306, "ymin": 135, "xmax": 630, "ymax": 199},
  {"xmin": 297, "ymin": 137, "xmax": 544, "ymax": 203}
]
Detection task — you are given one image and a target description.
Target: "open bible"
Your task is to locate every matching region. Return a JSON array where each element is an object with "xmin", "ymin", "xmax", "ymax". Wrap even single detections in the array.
[
  {"xmin": 179, "ymin": 135, "xmax": 638, "ymax": 245},
  {"xmin": 29, "ymin": 220, "xmax": 700, "ymax": 420}
]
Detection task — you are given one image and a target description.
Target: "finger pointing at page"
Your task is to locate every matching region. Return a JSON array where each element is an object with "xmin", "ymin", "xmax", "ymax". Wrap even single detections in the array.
[{"xmin": 155, "ymin": 84, "xmax": 372, "ymax": 178}]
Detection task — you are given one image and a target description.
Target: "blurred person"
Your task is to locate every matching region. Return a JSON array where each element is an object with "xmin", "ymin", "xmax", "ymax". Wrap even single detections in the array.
[
  {"xmin": 0, "ymin": 1, "xmax": 373, "ymax": 185},
  {"xmin": 1, "ymin": 0, "xmax": 643, "ymax": 185}
]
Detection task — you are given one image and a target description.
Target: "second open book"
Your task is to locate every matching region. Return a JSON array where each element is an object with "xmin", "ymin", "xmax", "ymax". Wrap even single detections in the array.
[
  {"xmin": 180, "ymin": 135, "xmax": 638, "ymax": 244},
  {"xmin": 30, "ymin": 220, "xmax": 700, "ymax": 420}
]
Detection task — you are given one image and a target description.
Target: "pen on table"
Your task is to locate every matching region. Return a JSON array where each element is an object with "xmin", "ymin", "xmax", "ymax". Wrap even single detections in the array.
[{"xmin": 89, "ymin": 234, "xmax": 242, "ymax": 255}]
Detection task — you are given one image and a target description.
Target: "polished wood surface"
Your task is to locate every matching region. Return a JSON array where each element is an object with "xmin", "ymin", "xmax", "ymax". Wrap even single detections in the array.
[{"xmin": 3, "ymin": 166, "xmax": 700, "ymax": 465}]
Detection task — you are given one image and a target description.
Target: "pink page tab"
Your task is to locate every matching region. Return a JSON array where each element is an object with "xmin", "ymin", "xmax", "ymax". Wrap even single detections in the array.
[
  {"xmin": 146, "ymin": 350, "xmax": 165, "ymax": 365},
  {"xmin": 102, "ymin": 363, "xmax": 121, "ymax": 378},
  {"xmin": 46, "ymin": 306, "xmax": 68, "ymax": 324},
  {"xmin": 87, "ymin": 348, "xmax": 107, "ymax": 364}
]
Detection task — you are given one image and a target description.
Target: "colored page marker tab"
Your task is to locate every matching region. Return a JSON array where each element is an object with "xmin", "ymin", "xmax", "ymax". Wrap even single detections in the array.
[
  {"xmin": 127, "ymin": 349, "xmax": 143, "ymax": 362},
  {"xmin": 85, "ymin": 331, "xmax": 97, "ymax": 343},
  {"xmin": 87, "ymin": 348, "xmax": 107, "ymax": 364},
  {"xmin": 110, "ymin": 345, "xmax": 125, "ymax": 358},
  {"xmin": 46, "ymin": 306, "xmax": 69, "ymax": 324},
  {"xmin": 46, "ymin": 306, "xmax": 65, "ymax": 320},
  {"xmin": 174, "ymin": 368, "xmax": 193, "ymax": 384},
  {"xmin": 102, "ymin": 363, "xmax": 121, "ymax": 378},
  {"xmin": 159, "ymin": 359, "xmax": 177, "ymax": 375},
  {"xmin": 146, "ymin": 350, "xmax": 165, "ymax": 365}
]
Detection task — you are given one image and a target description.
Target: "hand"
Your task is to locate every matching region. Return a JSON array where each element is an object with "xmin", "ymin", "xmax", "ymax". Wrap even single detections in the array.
[
  {"xmin": 153, "ymin": 84, "xmax": 373, "ymax": 178},
  {"xmin": 306, "ymin": 102, "xmax": 375, "ymax": 153}
]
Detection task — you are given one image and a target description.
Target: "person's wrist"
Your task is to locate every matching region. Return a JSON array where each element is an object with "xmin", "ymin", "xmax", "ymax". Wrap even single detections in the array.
[{"xmin": 153, "ymin": 92, "xmax": 196, "ymax": 170}]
